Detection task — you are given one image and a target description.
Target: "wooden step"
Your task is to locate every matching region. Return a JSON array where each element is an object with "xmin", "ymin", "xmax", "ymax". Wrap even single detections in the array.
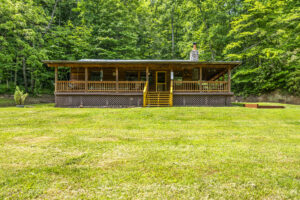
[
  {"xmin": 147, "ymin": 94, "xmax": 170, "ymax": 96},
  {"xmin": 146, "ymin": 97, "xmax": 170, "ymax": 100},
  {"xmin": 147, "ymin": 96, "xmax": 169, "ymax": 97},
  {"xmin": 144, "ymin": 91, "xmax": 172, "ymax": 107},
  {"xmin": 146, "ymin": 97, "xmax": 170, "ymax": 99}
]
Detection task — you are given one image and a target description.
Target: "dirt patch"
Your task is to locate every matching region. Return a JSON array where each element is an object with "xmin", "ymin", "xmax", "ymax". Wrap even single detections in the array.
[
  {"xmin": 243, "ymin": 104, "xmax": 285, "ymax": 109},
  {"xmin": 11, "ymin": 136, "xmax": 56, "ymax": 144},
  {"xmin": 82, "ymin": 137, "xmax": 120, "ymax": 142}
]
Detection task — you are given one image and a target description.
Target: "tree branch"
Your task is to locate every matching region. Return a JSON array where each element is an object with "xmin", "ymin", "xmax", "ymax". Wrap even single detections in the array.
[{"xmin": 43, "ymin": 0, "xmax": 60, "ymax": 35}]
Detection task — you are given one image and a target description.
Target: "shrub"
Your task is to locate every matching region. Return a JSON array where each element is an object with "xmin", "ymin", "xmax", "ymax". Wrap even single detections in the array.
[{"xmin": 14, "ymin": 86, "xmax": 28, "ymax": 105}]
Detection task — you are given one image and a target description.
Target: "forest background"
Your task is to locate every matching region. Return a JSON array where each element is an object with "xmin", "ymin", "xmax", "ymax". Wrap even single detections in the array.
[{"xmin": 0, "ymin": 0, "xmax": 299, "ymax": 97}]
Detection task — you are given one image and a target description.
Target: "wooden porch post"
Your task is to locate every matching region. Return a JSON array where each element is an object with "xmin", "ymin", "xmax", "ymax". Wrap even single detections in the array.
[
  {"xmin": 199, "ymin": 67, "xmax": 202, "ymax": 81},
  {"xmin": 228, "ymin": 66, "xmax": 231, "ymax": 92},
  {"xmin": 85, "ymin": 67, "xmax": 88, "ymax": 92},
  {"xmin": 199, "ymin": 66, "xmax": 202, "ymax": 91},
  {"xmin": 55, "ymin": 66, "xmax": 58, "ymax": 93},
  {"xmin": 170, "ymin": 67, "xmax": 173, "ymax": 89},
  {"xmin": 116, "ymin": 67, "xmax": 119, "ymax": 92},
  {"xmin": 146, "ymin": 66, "xmax": 149, "ymax": 82}
]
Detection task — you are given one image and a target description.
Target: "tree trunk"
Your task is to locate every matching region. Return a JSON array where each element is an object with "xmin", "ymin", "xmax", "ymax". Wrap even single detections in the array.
[
  {"xmin": 31, "ymin": 71, "xmax": 35, "ymax": 93},
  {"xmin": 14, "ymin": 58, "xmax": 18, "ymax": 86},
  {"xmin": 14, "ymin": 68, "xmax": 17, "ymax": 86},
  {"xmin": 43, "ymin": 0, "xmax": 60, "ymax": 35},
  {"xmin": 199, "ymin": 3, "xmax": 216, "ymax": 61},
  {"xmin": 209, "ymin": 42, "xmax": 215, "ymax": 61},
  {"xmin": 171, "ymin": 12, "xmax": 175, "ymax": 59},
  {"xmin": 22, "ymin": 58, "xmax": 28, "ymax": 92}
]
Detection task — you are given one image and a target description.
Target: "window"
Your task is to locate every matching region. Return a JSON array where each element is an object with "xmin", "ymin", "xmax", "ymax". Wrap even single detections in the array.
[
  {"xmin": 90, "ymin": 70, "xmax": 103, "ymax": 81},
  {"xmin": 140, "ymin": 72, "xmax": 146, "ymax": 81},
  {"xmin": 174, "ymin": 71, "xmax": 183, "ymax": 81},
  {"xmin": 126, "ymin": 71, "xmax": 139, "ymax": 81},
  {"xmin": 192, "ymin": 68, "xmax": 199, "ymax": 81}
]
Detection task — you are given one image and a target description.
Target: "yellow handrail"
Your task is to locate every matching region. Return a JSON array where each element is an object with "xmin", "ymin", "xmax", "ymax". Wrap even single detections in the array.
[{"xmin": 143, "ymin": 81, "xmax": 148, "ymax": 107}]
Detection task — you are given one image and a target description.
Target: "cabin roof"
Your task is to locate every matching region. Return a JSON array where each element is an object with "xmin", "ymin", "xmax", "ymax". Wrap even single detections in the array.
[{"xmin": 43, "ymin": 59, "xmax": 241, "ymax": 68}]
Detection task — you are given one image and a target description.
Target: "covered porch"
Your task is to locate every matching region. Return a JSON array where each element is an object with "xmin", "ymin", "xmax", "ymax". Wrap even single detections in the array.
[
  {"xmin": 43, "ymin": 60, "xmax": 240, "ymax": 107},
  {"xmin": 50, "ymin": 60, "xmax": 237, "ymax": 93}
]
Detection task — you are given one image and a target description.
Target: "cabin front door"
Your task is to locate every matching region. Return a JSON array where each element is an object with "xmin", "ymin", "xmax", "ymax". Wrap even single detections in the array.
[{"xmin": 156, "ymin": 71, "xmax": 167, "ymax": 91}]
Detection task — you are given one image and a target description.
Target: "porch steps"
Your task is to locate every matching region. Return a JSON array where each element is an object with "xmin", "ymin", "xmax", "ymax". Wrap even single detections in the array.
[{"xmin": 145, "ymin": 92, "xmax": 171, "ymax": 107}]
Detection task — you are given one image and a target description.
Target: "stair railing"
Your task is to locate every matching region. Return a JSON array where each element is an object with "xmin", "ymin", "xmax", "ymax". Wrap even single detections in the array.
[
  {"xmin": 143, "ymin": 81, "xmax": 148, "ymax": 107},
  {"xmin": 170, "ymin": 80, "xmax": 173, "ymax": 107}
]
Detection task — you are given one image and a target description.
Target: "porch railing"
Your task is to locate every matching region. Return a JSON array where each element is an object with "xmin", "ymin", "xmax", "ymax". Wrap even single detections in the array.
[
  {"xmin": 56, "ymin": 80, "xmax": 229, "ymax": 93},
  {"xmin": 56, "ymin": 81, "xmax": 146, "ymax": 92},
  {"xmin": 173, "ymin": 81, "xmax": 229, "ymax": 92}
]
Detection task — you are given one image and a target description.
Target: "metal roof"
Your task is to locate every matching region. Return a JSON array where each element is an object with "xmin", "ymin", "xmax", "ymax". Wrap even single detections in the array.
[{"xmin": 43, "ymin": 59, "xmax": 241, "ymax": 65}]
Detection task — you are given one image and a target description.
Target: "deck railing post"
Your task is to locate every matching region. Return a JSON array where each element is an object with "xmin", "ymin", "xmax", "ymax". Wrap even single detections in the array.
[
  {"xmin": 170, "ymin": 80, "xmax": 173, "ymax": 107},
  {"xmin": 228, "ymin": 66, "xmax": 231, "ymax": 92},
  {"xmin": 85, "ymin": 67, "xmax": 88, "ymax": 92},
  {"xmin": 55, "ymin": 66, "xmax": 58, "ymax": 93},
  {"xmin": 199, "ymin": 67, "xmax": 202, "ymax": 91},
  {"xmin": 116, "ymin": 67, "xmax": 119, "ymax": 92}
]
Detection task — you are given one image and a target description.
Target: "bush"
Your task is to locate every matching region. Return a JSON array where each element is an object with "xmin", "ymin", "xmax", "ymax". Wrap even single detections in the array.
[
  {"xmin": 14, "ymin": 86, "xmax": 28, "ymax": 105},
  {"xmin": 287, "ymin": 68, "xmax": 300, "ymax": 96},
  {"xmin": 0, "ymin": 83, "xmax": 15, "ymax": 94}
]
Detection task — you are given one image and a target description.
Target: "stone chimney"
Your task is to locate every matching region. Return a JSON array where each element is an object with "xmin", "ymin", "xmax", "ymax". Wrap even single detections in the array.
[{"xmin": 190, "ymin": 42, "xmax": 199, "ymax": 61}]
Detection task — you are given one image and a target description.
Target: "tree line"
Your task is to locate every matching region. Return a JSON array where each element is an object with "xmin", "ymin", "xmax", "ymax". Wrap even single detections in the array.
[{"xmin": 0, "ymin": 0, "xmax": 299, "ymax": 96}]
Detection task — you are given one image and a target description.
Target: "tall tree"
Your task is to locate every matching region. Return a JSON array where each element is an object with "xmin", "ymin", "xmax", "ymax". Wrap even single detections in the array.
[
  {"xmin": 0, "ymin": 0, "xmax": 299, "ymax": 96},
  {"xmin": 225, "ymin": 0, "xmax": 300, "ymax": 95}
]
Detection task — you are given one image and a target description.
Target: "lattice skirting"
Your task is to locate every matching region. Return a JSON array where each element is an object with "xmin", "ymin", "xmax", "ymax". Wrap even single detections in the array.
[
  {"xmin": 173, "ymin": 94, "xmax": 232, "ymax": 107},
  {"xmin": 55, "ymin": 93, "xmax": 232, "ymax": 107},
  {"xmin": 55, "ymin": 94, "xmax": 143, "ymax": 107}
]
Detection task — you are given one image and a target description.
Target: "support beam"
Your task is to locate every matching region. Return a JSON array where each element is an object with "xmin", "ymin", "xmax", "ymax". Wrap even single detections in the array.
[
  {"xmin": 209, "ymin": 69, "xmax": 227, "ymax": 81},
  {"xmin": 199, "ymin": 67, "xmax": 202, "ymax": 81},
  {"xmin": 228, "ymin": 66, "xmax": 231, "ymax": 92},
  {"xmin": 170, "ymin": 67, "xmax": 174, "ymax": 90},
  {"xmin": 116, "ymin": 67, "xmax": 119, "ymax": 92},
  {"xmin": 55, "ymin": 67, "xmax": 58, "ymax": 92},
  {"xmin": 85, "ymin": 67, "xmax": 88, "ymax": 92},
  {"xmin": 199, "ymin": 67, "xmax": 202, "ymax": 91}
]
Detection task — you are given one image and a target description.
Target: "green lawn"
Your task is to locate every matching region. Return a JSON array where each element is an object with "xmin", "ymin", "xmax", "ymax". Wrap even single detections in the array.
[{"xmin": 0, "ymin": 104, "xmax": 299, "ymax": 199}]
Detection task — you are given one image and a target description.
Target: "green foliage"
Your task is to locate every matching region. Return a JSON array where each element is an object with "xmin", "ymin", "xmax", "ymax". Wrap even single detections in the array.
[
  {"xmin": 14, "ymin": 86, "xmax": 28, "ymax": 105},
  {"xmin": 287, "ymin": 67, "xmax": 300, "ymax": 95},
  {"xmin": 225, "ymin": 0, "xmax": 300, "ymax": 96},
  {"xmin": 0, "ymin": 0, "xmax": 299, "ymax": 96}
]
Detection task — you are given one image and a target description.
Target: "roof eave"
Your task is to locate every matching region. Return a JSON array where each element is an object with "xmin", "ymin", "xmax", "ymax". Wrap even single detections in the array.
[{"xmin": 42, "ymin": 60, "xmax": 242, "ymax": 68}]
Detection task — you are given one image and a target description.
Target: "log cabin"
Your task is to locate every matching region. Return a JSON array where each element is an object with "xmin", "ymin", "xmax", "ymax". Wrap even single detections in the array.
[{"xmin": 43, "ymin": 44, "xmax": 241, "ymax": 107}]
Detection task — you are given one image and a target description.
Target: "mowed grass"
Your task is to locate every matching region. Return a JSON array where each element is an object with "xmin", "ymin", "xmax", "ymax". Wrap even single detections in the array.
[{"xmin": 0, "ymin": 104, "xmax": 299, "ymax": 199}]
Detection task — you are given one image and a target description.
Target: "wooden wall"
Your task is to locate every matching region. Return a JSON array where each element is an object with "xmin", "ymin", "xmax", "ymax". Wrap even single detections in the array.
[
  {"xmin": 70, "ymin": 66, "xmax": 227, "ymax": 82},
  {"xmin": 70, "ymin": 67, "xmax": 85, "ymax": 81}
]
